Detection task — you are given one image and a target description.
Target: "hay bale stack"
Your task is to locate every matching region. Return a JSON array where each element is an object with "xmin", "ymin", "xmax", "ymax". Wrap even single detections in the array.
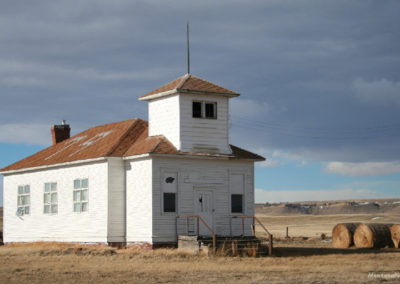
[
  {"xmin": 332, "ymin": 223, "xmax": 361, "ymax": 248},
  {"xmin": 354, "ymin": 223, "xmax": 393, "ymax": 249},
  {"xmin": 390, "ymin": 224, "xmax": 400, "ymax": 248}
]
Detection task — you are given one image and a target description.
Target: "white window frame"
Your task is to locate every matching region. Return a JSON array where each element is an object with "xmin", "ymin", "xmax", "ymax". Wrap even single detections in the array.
[
  {"xmin": 44, "ymin": 182, "xmax": 58, "ymax": 214},
  {"xmin": 192, "ymin": 101, "xmax": 217, "ymax": 119},
  {"xmin": 73, "ymin": 178, "xmax": 89, "ymax": 213},
  {"xmin": 17, "ymin": 185, "xmax": 30, "ymax": 216}
]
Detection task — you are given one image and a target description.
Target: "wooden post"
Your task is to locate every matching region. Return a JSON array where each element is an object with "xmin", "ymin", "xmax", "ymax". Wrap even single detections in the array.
[
  {"xmin": 268, "ymin": 234, "xmax": 273, "ymax": 256},
  {"xmin": 242, "ymin": 218, "xmax": 245, "ymax": 236},
  {"xmin": 186, "ymin": 218, "xmax": 189, "ymax": 235},
  {"xmin": 252, "ymin": 216, "xmax": 256, "ymax": 236},
  {"xmin": 286, "ymin": 226, "xmax": 289, "ymax": 238}
]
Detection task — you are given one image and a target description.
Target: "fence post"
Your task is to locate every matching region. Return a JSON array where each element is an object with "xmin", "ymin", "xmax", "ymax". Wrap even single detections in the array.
[
  {"xmin": 186, "ymin": 218, "xmax": 189, "ymax": 235},
  {"xmin": 268, "ymin": 234, "xmax": 273, "ymax": 256},
  {"xmin": 242, "ymin": 218, "xmax": 244, "ymax": 236}
]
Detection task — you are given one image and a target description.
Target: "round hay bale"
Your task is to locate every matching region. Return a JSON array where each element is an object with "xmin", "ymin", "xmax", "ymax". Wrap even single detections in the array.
[
  {"xmin": 332, "ymin": 223, "xmax": 361, "ymax": 248},
  {"xmin": 390, "ymin": 224, "xmax": 400, "ymax": 248},
  {"xmin": 354, "ymin": 223, "xmax": 393, "ymax": 249}
]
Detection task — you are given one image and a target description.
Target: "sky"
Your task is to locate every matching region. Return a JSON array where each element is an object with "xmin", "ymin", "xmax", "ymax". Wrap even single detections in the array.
[{"xmin": 0, "ymin": 0, "xmax": 399, "ymax": 204}]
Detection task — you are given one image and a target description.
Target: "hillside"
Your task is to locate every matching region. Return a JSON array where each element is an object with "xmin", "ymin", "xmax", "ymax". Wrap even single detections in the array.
[{"xmin": 256, "ymin": 198, "xmax": 400, "ymax": 216}]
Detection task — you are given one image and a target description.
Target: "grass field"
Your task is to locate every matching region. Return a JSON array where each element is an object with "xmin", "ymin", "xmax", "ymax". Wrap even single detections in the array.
[
  {"xmin": 257, "ymin": 213, "xmax": 400, "ymax": 238},
  {"xmin": 0, "ymin": 242, "xmax": 399, "ymax": 283},
  {"xmin": 0, "ymin": 211, "xmax": 399, "ymax": 283}
]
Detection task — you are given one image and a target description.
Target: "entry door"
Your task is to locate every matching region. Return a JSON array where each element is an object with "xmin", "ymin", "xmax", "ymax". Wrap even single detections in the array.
[{"xmin": 194, "ymin": 189, "xmax": 214, "ymax": 236}]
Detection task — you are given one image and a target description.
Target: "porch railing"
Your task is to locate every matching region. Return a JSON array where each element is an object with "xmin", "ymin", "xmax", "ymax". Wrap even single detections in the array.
[
  {"xmin": 232, "ymin": 216, "xmax": 273, "ymax": 256},
  {"xmin": 177, "ymin": 215, "xmax": 217, "ymax": 254}
]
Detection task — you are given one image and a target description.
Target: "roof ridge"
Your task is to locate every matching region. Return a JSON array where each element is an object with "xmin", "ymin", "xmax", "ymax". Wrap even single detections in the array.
[
  {"xmin": 178, "ymin": 75, "xmax": 238, "ymax": 95},
  {"xmin": 105, "ymin": 119, "xmax": 141, "ymax": 156},
  {"xmin": 175, "ymin": 73, "xmax": 190, "ymax": 90},
  {"xmin": 148, "ymin": 137, "xmax": 163, "ymax": 153}
]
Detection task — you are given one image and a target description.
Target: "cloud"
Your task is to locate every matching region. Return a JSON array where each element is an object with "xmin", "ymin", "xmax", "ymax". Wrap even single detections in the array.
[
  {"xmin": 0, "ymin": 123, "xmax": 51, "ymax": 145},
  {"xmin": 255, "ymin": 188, "xmax": 390, "ymax": 203},
  {"xmin": 353, "ymin": 78, "xmax": 400, "ymax": 107},
  {"xmin": 230, "ymin": 98, "xmax": 270, "ymax": 120},
  {"xmin": 324, "ymin": 161, "xmax": 400, "ymax": 177}
]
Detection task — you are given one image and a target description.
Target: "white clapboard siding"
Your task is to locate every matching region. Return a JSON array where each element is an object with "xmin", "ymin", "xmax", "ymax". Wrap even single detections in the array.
[
  {"xmin": 179, "ymin": 94, "xmax": 231, "ymax": 154},
  {"xmin": 3, "ymin": 161, "xmax": 109, "ymax": 243},
  {"xmin": 148, "ymin": 94, "xmax": 180, "ymax": 149},
  {"xmin": 125, "ymin": 158, "xmax": 153, "ymax": 243},
  {"xmin": 152, "ymin": 157, "xmax": 254, "ymax": 243},
  {"xmin": 107, "ymin": 158, "xmax": 125, "ymax": 242}
]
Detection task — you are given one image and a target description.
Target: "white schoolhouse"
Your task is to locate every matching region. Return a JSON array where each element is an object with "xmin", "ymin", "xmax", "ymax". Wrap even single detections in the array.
[{"xmin": 0, "ymin": 74, "xmax": 264, "ymax": 246}]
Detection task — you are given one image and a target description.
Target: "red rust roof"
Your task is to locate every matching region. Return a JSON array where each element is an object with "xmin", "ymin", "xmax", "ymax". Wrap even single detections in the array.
[
  {"xmin": 139, "ymin": 74, "xmax": 240, "ymax": 100},
  {"xmin": 0, "ymin": 119, "xmax": 264, "ymax": 173}
]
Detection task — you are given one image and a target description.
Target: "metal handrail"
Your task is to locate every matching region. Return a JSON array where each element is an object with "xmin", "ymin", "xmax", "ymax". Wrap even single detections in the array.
[
  {"xmin": 177, "ymin": 215, "xmax": 217, "ymax": 254},
  {"xmin": 233, "ymin": 216, "xmax": 273, "ymax": 256}
]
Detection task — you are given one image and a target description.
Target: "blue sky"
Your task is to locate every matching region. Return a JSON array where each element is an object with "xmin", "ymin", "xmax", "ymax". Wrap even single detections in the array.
[{"xmin": 1, "ymin": 0, "xmax": 400, "ymax": 204}]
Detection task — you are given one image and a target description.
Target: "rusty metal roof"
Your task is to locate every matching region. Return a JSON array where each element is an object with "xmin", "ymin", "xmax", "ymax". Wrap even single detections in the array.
[
  {"xmin": 139, "ymin": 74, "xmax": 240, "ymax": 100},
  {"xmin": 0, "ymin": 119, "xmax": 264, "ymax": 173}
]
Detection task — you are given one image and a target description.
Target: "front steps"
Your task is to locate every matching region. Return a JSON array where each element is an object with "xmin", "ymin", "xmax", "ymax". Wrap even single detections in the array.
[{"xmin": 178, "ymin": 235, "xmax": 272, "ymax": 257}]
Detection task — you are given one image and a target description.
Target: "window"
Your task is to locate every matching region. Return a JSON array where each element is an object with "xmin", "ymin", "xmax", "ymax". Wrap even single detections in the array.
[
  {"xmin": 192, "ymin": 101, "xmax": 217, "ymax": 119},
  {"xmin": 205, "ymin": 102, "xmax": 216, "ymax": 118},
  {"xmin": 162, "ymin": 172, "xmax": 177, "ymax": 213},
  {"xmin": 231, "ymin": 194, "xmax": 243, "ymax": 213},
  {"xmin": 44, "ymin": 182, "xmax": 58, "ymax": 214},
  {"xmin": 17, "ymin": 185, "xmax": 30, "ymax": 215},
  {"xmin": 73, "ymin": 178, "xmax": 88, "ymax": 212},
  {"xmin": 163, "ymin": 193, "xmax": 176, "ymax": 212},
  {"xmin": 192, "ymin": 101, "xmax": 202, "ymax": 118}
]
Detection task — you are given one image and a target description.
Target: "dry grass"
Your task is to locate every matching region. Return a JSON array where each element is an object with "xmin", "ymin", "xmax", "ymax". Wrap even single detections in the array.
[
  {"xmin": 256, "ymin": 213, "xmax": 400, "ymax": 238},
  {"xmin": 0, "ymin": 242, "xmax": 399, "ymax": 283}
]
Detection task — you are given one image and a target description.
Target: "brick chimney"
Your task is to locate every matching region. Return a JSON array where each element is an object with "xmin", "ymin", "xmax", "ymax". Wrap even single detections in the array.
[{"xmin": 51, "ymin": 120, "xmax": 71, "ymax": 145}]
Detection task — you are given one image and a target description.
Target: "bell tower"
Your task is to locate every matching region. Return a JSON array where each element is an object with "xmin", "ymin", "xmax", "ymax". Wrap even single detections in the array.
[{"xmin": 138, "ymin": 74, "xmax": 240, "ymax": 154}]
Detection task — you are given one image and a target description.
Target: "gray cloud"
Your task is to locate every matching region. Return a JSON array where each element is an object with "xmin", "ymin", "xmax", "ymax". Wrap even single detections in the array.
[{"xmin": 0, "ymin": 0, "xmax": 399, "ymax": 164}]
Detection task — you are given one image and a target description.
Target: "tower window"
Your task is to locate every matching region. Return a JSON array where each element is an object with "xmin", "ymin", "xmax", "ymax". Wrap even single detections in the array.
[
  {"xmin": 205, "ymin": 103, "xmax": 216, "ymax": 118},
  {"xmin": 192, "ymin": 101, "xmax": 217, "ymax": 119},
  {"xmin": 192, "ymin": 101, "xmax": 202, "ymax": 118}
]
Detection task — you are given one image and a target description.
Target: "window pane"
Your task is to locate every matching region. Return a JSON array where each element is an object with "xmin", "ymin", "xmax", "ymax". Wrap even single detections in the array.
[
  {"xmin": 192, "ymin": 102, "xmax": 202, "ymax": 118},
  {"xmin": 51, "ymin": 183, "xmax": 57, "ymax": 191},
  {"xmin": 231, "ymin": 194, "xmax": 243, "ymax": 213},
  {"xmin": 20, "ymin": 196, "xmax": 25, "ymax": 205},
  {"xmin": 18, "ymin": 186, "xmax": 24, "ymax": 194},
  {"xmin": 205, "ymin": 103, "xmax": 216, "ymax": 118},
  {"xmin": 24, "ymin": 206, "xmax": 30, "ymax": 215},
  {"xmin": 74, "ymin": 179, "xmax": 81, "ymax": 189},
  {"xmin": 74, "ymin": 203, "xmax": 81, "ymax": 212},
  {"xmin": 45, "ymin": 183, "xmax": 51, "ymax": 192},
  {"xmin": 163, "ymin": 193, "xmax": 176, "ymax": 212},
  {"xmin": 51, "ymin": 193, "xmax": 57, "ymax": 203},
  {"xmin": 44, "ymin": 205, "xmax": 50, "ymax": 213},
  {"xmin": 44, "ymin": 193, "xmax": 50, "ymax": 203},
  {"xmin": 81, "ymin": 179, "xmax": 88, "ymax": 188},
  {"xmin": 81, "ymin": 190, "xmax": 88, "ymax": 201},
  {"xmin": 51, "ymin": 205, "xmax": 58, "ymax": 214},
  {"xmin": 18, "ymin": 196, "xmax": 22, "ymax": 206},
  {"xmin": 25, "ymin": 195, "xmax": 30, "ymax": 205},
  {"xmin": 73, "ymin": 191, "xmax": 81, "ymax": 202},
  {"xmin": 81, "ymin": 202, "xmax": 88, "ymax": 212},
  {"xmin": 24, "ymin": 185, "xmax": 30, "ymax": 193}
]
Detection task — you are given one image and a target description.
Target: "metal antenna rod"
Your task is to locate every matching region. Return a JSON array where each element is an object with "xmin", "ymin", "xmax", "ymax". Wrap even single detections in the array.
[{"xmin": 186, "ymin": 21, "xmax": 190, "ymax": 74}]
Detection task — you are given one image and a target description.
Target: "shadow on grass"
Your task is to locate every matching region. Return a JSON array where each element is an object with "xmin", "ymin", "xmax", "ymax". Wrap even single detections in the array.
[{"xmin": 273, "ymin": 246, "xmax": 400, "ymax": 257}]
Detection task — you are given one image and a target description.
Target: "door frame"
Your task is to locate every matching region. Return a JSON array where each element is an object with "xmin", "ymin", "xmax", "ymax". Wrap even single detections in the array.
[{"xmin": 193, "ymin": 186, "xmax": 215, "ymax": 235}]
